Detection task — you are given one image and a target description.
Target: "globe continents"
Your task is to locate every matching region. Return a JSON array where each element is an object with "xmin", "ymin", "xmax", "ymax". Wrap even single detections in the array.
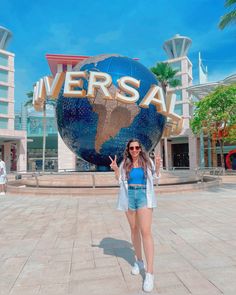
[{"xmin": 56, "ymin": 54, "xmax": 166, "ymax": 167}]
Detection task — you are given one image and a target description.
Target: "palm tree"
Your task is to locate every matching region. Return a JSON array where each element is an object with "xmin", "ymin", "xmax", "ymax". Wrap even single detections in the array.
[
  {"xmin": 150, "ymin": 62, "xmax": 181, "ymax": 170},
  {"xmin": 150, "ymin": 62, "xmax": 181, "ymax": 94},
  {"xmin": 219, "ymin": 0, "xmax": 236, "ymax": 29},
  {"xmin": 25, "ymin": 91, "xmax": 33, "ymax": 106},
  {"xmin": 24, "ymin": 92, "xmax": 55, "ymax": 172}
]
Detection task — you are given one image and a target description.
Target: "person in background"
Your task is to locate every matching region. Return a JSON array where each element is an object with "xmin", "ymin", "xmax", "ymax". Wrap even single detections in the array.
[
  {"xmin": 109, "ymin": 139, "xmax": 161, "ymax": 293},
  {"xmin": 0, "ymin": 158, "xmax": 7, "ymax": 195}
]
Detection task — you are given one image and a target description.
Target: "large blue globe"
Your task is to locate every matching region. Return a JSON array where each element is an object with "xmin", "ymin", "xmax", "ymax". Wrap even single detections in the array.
[{"xmin": 56, "ymin": 54, "xmax": 166, "ymax": 167}]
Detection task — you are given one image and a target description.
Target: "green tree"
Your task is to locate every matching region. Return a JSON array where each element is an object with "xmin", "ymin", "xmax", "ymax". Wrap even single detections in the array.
[
  {"xmin": 219, "ymin": 0, "xmax": 236, "ymax": 29},
  {"xmin": 191, "ymin": 83, "xmax": 236, "ymax": 168},
  {"xmin": 150, "ymin": 62, "xmax": 181, "ymax": 94},
  {"xmin": 227, "ymin": 126, "xmax": 236, "ymax": 143}
]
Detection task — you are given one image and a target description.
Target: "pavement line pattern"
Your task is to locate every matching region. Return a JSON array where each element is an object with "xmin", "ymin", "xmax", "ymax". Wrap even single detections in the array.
[{"xmin": 0, "ymin": 183, "xmax": 236, "ymax": 294}]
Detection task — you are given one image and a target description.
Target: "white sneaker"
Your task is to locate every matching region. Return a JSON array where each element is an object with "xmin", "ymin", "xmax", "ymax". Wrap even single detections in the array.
[
  {"xmin": 0, "ymin": 192, "xmax": 5, "ymax": 195},
  {"xmin": 131, "ymin": 260, "xmax": 145, "ymax": 275},
  {"xmin": 143, "ymin": 272, "xmax": 154, "ymax": 292}
]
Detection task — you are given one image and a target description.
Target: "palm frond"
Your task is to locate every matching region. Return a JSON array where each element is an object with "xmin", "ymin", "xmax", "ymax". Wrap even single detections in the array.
[
  {"xmin": 219, "ymin": 10, "xmax": 236, "ymax": 28},
  {"xmin": 151, "ymin": 63, "xmax": 178, "ymax": 80},
  {"xmin": 24, "ymin": 99, "xmax": 33, "ymax": 107},
  {"xmin": 26, "ymin": 91, "xmax": 33, "ymax": 98},
  {"xmin": 224, "ymin": 0, "xmax": 236, "ymax": 7},
  {"xmin": 169, "ymin": 79, "xmax": 181, "ymax": 88}
]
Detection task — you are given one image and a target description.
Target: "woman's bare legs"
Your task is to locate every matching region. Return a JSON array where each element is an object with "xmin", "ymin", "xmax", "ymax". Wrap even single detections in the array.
[
  {"xmin": 126, "ymin": 210, "xmax": 142, "ymax": 261},
  {"xmin": 137, "ymin": 208, "xmax": 154, "ymax": 273}
]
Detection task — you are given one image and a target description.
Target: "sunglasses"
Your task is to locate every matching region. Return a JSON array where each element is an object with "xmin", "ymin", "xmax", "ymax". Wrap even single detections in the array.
[{"xmin": 129, "ymin": 146, "xmax": 141, "ymax": 151}]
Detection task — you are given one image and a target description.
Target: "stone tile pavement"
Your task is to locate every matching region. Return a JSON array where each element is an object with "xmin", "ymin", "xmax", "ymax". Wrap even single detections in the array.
[{"xmin": 0, "ymin": 183, "xmax": 236, "ymax": 295}]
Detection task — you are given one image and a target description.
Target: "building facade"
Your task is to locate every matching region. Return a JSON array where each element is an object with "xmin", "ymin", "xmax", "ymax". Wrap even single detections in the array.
[
  {"xmin": 45, "ymin": 54, "xmax": 89, "ymax": 171},
  {"xmin": 160, "ymin": 34, "xmax": 198, "ymax": 170},
  {"xmin": 15, "ymin": 105, "xmax": 96, "ymax": 172},
  {"xmin": 0, "ymin": 26, "xmax": 27, "ymax": 172},
  {"xmin": 187, "ymin": 73, "xmax": 236, "ymax": 168},
  {"xmin": 15, "ymin": 106, "xmax": 58, "ymax": 171}
]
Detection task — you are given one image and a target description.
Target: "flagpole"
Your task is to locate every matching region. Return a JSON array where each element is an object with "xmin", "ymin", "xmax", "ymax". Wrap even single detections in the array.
[
  {"xmin": 198, "ymin": 52, "xmax": 201, "ymax": 84},
  {"xmin": 198, "ymin": 51, "xmax": 205, "ymax": 168}
]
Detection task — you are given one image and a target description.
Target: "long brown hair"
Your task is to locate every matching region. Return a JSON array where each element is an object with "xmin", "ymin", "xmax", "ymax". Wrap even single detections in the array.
[{"xmin": 123, "ymin": 139, "xmax": 151, "ymax": 179}]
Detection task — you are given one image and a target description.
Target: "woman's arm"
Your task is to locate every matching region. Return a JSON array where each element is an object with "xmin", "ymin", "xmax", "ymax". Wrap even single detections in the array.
[
  {"xmin": 150, "ymin": 155, "xmax": 161, "ymax": 179},
  {"xmin": 114, "ymin": 167, "xmax": 120, "ymax": 180},
  {"xmin": 155, "ymin": 155, "xmax": 161, "ymax": 177}
]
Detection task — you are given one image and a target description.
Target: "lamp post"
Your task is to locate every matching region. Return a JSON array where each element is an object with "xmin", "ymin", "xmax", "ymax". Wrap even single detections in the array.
[{"xmin": 200, "ymin": 130, "xmax": 205, "ymax": 168}]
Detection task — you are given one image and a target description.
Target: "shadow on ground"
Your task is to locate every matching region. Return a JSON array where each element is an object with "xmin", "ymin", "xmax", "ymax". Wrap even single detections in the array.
[{"xmin": 92, "ymin": 237, "xmax": 135, "ymax": 266}]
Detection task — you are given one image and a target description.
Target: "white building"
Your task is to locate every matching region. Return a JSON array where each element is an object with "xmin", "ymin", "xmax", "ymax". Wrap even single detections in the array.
[
  {"xmin": 0, "ymin": 26, "xmax": 27, "ymax": 172},
  {"xmin": 160, "ymin": 34, "xmax": 198, "ymax": 170}
]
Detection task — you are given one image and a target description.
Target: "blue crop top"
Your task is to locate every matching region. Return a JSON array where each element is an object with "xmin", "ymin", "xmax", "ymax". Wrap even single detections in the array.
[{"xmin": 128, "ymin": 167, "xmax": 146, "ymax": 185}]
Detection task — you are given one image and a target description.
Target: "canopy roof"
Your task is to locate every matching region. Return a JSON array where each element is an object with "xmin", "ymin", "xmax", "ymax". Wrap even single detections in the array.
[{"xmin": 187, "ymin": 74, "xmax": 236, "ymax": 99}]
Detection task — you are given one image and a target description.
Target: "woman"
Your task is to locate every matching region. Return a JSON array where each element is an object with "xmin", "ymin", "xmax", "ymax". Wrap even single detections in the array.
[
  {"xmin": 109, "ymin": 139, "xmax": 161, "ymax": 293},
  {"xmin": 0, "ymin": 158, "xmax": 7, "ymax": 195}
]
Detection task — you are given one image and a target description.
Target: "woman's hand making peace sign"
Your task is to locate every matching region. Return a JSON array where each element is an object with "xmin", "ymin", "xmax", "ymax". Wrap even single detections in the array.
[
  {"xmin": 109, "ymin": 155, "xmax": 118, "ymax": 171},
  {"xmin": 109, "ymin": 155, "xmax": 120, "ymax": 179}
]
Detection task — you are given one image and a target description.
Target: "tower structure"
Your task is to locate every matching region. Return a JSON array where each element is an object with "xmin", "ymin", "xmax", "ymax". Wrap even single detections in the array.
[{"xmin": 161, "ymin": 34, "xmax": 198, "ymax": 170}]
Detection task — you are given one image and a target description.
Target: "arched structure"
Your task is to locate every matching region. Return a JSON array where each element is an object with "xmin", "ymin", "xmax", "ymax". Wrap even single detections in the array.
[{"xmin": 0, "ymin": 26, "xmax": 12, "ymax": 50}]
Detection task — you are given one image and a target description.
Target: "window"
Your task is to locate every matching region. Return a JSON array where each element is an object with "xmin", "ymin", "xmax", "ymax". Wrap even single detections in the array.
[
  {"xmin": 0, "ymin": 118, "xmax": 8, "ymax": 129},
  {"xmin": 174, "ymin": 104, "xmax": 183, "ymax": 116},
  {"xmin": 0, "ymin": 85, "xmax": 8, "ymax": 98},
  {"xmin": 175, "ymin": 39, "xmax": 182, "ymax": 56},
  {"xmin": 0, "ymin": 101, "xmax": 8, "ymax": 114},
  {"xmin": 170, "ymin": 61, "xmax": 181, "ymax": 72},
  {"xmin": 175, "ymin": 90, "xmax": 182, "ymax": 101},
  {"xmin": 0, "ymin": 53, "xmax": 8, "ymax": 67},
  {"xmin": 174, "ymin": 75, "xmax": 182, "ymax": 86},
  {"xmin": 0, "ymin": 69, "xmax": 8, "ymax": 83}
]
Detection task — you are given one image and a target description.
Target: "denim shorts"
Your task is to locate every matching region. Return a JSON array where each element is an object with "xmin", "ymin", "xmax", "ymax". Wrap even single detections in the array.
[{"xmin": 128, "ymin": 186, "xmax": 147, "ymax": 211}]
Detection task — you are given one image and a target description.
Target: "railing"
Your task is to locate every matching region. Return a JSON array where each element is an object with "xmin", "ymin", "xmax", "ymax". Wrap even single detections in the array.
[
  {"xmin": 195, "ymin": 167, "xmax": 225, "ymax": 182},
  {"xmin": 172, "ymin": 167, "xmax": 190, "ymax": 171},
  {"xmin": 10, "ymin": 167, "xmax": 230, "ymax": 189},
  {"xmin": 11, "ymin": 170, "xmax": 115, "ymax": 189},
  {"xmin": 224, "ymin": 169, "xmax": 236, "ymax": 175}
]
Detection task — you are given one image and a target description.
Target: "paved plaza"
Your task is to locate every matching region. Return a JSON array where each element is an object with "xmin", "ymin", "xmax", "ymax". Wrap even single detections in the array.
[{"xmin": 0, "ymin": 183, "xmax": 236, "ymax": 295}]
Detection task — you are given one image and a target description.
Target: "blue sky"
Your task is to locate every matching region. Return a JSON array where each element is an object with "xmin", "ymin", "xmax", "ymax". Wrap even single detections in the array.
[{"xmin": 1, "ymin": 0, "xmax": 236, "ymax": 111}]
